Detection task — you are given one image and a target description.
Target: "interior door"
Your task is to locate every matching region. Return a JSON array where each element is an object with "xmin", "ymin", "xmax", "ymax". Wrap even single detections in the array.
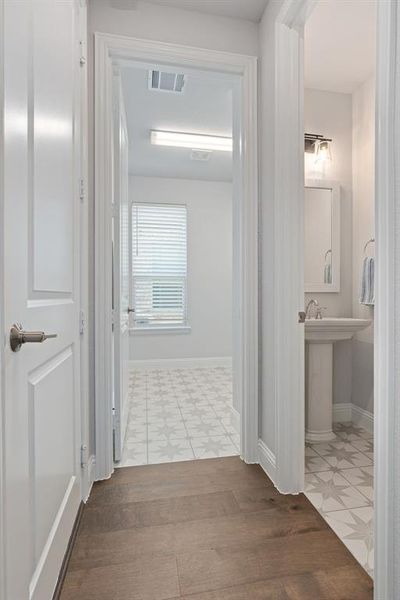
[
  {"xmin": 3, "ymin": 1, "xmax": 82, "ymax": 598},
  {"xmin": 112, "ymin": 72, "xmax": 130, "ymax": 462}
]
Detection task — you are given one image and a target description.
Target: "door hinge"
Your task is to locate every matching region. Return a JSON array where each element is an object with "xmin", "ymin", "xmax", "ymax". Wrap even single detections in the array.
[
  {"xmin": 80, "ymin": 444, "xmax": 88, "ymax": 468},
  {"xmin": 79, "ymin": 40, "xmax": 86, "ymax": 67},
  {"xmin": 79, "ymin": 309, "xmax": 85, "ymax": 335},
  {"xmin": 79, "ymin": 178, "xmax": 85, "ymax": 203}
]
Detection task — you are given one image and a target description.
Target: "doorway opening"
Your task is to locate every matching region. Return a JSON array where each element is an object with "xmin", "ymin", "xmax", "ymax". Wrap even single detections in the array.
[
  {"xmin": 94, "ymin": 34, "xmax": 258, "ymax": 480},
  {"xmin": 302, "ymin": 0, "xmax": 376, "ymax": 578},
  {"xmin": 114, "ymin": 63, "xmax": 239, "ymax": 466}
]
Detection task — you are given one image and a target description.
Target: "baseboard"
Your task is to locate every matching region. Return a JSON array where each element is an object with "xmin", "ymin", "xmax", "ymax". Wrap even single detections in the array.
[
  {"xmin": 83, "ymin": 454, "xmax": 96, "ymax": 502},
  {"xmin": 52, "ymin": 502, "xmax": 84, "ymax": 600},
  {"xmin": 352, "ymin": 404, "xmax": 374, "ymax": 434},
  {"xmin": 333, "ymin": 403, "xmax": 352, "ymax": 423},
  {"xmin": 230, "ymin": 406, "xmax": 240, "ymax": 433},
  {"xmin": 121, "ymin": 392, "xmax": 130, "ymax": 451},
  {"xmin": 258, "ymin": 439, "xmax": 277, "ymax": 484},
  {"xmin": 333, "ymin": 402, "xmax": 374, "ymax": 434},
  {"xmin": 129, "ymin": 356, "xmax": 232, "ymax": 370}
]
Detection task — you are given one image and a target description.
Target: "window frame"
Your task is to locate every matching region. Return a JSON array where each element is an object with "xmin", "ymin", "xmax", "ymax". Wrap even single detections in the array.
[{"xmin": 129, "ymin": 201, "xmax": 190, "ymax": 334}]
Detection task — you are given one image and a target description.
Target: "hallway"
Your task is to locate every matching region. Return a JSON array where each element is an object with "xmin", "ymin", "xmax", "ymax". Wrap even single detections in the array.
[{"xmin": 59, "ymin": 457, "xmax": 372, "ymax": 599}]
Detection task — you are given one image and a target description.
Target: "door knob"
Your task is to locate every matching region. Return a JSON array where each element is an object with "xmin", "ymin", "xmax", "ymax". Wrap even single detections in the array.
[
  {"xmin": 10, "ymin": 323, "xmax": 57, "ymax": 352},
  {"xmin": 127, "ymin": 307, "xmax": 135, "ymax": 314}
]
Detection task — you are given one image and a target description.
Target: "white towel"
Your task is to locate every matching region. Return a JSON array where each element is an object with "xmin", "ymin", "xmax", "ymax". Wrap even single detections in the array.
[
  {"xmin": 359, "ymin": 257, "xmax": 375, "ymax": 305},
  {"xmin": 324, "ymin": 263, "xmax": 332, "ymax": 284}
]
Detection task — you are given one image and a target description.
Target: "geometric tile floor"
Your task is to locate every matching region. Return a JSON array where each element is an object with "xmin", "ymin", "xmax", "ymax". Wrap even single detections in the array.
[
  {"xmin": 119, "ymin": 366, "xmax": 239, "ymax": 469},
  {"xmin": 305, "ymin": 422, "xmax": 374, "ymax": 577}
]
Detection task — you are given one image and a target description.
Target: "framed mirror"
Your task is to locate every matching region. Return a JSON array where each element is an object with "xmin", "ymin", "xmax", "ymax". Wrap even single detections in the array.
[{"xmin": 304, "ymin": 179, "xmax": 340, "ymax": 292}]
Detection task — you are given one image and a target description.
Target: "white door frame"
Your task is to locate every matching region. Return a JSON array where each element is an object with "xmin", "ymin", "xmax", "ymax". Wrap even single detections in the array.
[
  {"xmin": 270, "ymin": 0, "xmax": 316, "ymax": 495},
  {"xmin": 94, "ymin": 33, "xmax": 259, "ymax": 480},
  {"xmin": 374, "ymin": 3, "xmax": 400, "ymax": 598},
  {"xmin": 273, "ymin": 0, "xmax": 398, "ymax": 597},
  {"xmin": 0, "ymin": 2, "xmax": 5, "ymax": 598}
]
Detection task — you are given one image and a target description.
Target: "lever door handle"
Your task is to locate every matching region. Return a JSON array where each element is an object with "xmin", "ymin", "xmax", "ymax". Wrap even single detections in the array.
[
  {"xmin": 10, "ymin": 323, "xmax": 58, "ymax": 352},
  {"xmin": 127, "ymin": 307, "xmax": 135, "ymax": 314}
]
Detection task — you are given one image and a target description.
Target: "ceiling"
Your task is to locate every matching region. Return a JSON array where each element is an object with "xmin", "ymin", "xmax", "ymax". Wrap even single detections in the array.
[
  {"xmin": 109, "ymin": 0, "xmax": 269, "ymax": 22},
  {"xmin": 304, "ymin": 0, "xmax": 376, "ymax": 94},
  {"xmin": 121, "ymin": 66, "xmax": 233, "ymax": 181}
]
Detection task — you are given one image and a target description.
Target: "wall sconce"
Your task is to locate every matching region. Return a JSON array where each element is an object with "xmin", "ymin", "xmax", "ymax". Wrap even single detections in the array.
[{"xmin": 305, "ymin": 133, "xmax": 332, "ymax": 163}]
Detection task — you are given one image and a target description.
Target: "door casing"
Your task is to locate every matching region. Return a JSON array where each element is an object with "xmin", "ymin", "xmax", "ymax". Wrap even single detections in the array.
[{"xmin": 94, "ymin": 34, "xmax": 259, "ymax": 479}]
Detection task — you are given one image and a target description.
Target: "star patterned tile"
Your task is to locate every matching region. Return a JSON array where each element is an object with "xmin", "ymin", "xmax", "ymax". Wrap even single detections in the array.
[
  {"xmin": 118, "ymin": 365, "xmax": 239, "ymax": 468},
  {"xmin": 325, "ymin": 506, "xmax": 374, "ymax": 576},
  {"xmin": 305, "ymin": 422, "xmax": 374, "ymax": 579}
]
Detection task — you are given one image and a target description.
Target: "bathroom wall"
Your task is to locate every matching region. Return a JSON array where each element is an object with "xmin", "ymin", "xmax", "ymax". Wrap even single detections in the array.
[
  {"xmin": 352, "ymin": 76, "xmax": 375, "ymax": 414},
  {"xmin": 129, "ymin": 176, "xmax": 233, "ymax": 362},
  {"xmin": 304, "ymin": 88, "xmax": 353, "ymax": 406}
]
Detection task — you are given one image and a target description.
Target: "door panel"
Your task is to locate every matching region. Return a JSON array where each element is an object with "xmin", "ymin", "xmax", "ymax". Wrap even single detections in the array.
[
  {"xmin": 3, "ymin": 2, "xmax": 82, "ymax": 598},
  {"xmin": 32, "ymin": 1, "xmax": 74, "ymax": 294}
]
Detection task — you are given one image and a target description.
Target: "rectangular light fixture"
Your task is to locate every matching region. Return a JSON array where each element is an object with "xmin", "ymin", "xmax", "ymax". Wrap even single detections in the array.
[{"xmin": 150, "ymin": 130, "xmax": 233, "ymax": 152}]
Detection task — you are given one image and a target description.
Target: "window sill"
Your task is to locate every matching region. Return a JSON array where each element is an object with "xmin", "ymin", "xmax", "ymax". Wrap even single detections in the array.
[{"xmin": 129, "ymin": 326, "xmax": 192, "ymax": 336}]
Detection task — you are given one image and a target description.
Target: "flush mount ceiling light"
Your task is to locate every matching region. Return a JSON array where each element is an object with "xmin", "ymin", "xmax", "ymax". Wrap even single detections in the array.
[
  {"xmin": 150, "ymin": 130, "xmax": 233, "ymax": 152},
  {"xmin": 305, "ymin": 133, "xmax": 332, "ymax": 163}
]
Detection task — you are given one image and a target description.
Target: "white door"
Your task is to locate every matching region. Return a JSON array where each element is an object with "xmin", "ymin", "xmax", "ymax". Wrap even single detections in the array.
[
  {"xmin": 112, "ymin": 73, "xmax": 130, "ymax": 462},
  {"xmin": 3, "ymin": 1, "xmax": 83, "ymax": 598}
]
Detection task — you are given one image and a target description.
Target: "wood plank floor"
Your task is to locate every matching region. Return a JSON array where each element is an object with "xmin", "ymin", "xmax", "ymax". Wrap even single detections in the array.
[{"xmin": 60, "ymin": 457, "xmax": 373, "ymax": 600}]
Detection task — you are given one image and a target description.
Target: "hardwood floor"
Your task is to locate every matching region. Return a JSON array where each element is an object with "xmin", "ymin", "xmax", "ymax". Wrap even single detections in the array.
[{"xmin": 60, "ymin": 457, "xmax": 373, "ymax": 599}]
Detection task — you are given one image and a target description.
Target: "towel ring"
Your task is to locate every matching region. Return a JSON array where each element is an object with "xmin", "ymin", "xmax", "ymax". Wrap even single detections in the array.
[
  {"xmin": 363, "ymin": 238, "xmax": 375, "ymax": 256},
  {"xmin": 324, "ymin": 249, "xmax": 332, "ymax": 262}
]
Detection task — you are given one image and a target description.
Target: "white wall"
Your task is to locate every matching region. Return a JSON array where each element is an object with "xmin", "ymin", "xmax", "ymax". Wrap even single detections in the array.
[
  {"xmin": 352, "ymin": 76, "xmax": 375, "ymax": 414},
  {"xmin": 88, "ymin": 0, "xmax": 259, "ymax": 56},
  {"xmin": 129, "ymin": 176, "xmax": 233, "ymax": 361},
  {"xmin": 304, "ymin": 89, "xmax": 353, "ymax": 406}
]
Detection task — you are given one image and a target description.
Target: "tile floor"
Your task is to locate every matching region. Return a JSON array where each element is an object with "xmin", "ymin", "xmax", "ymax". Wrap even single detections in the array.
[
  {"xmin": 119, "ymin": 366, "xmax": 239, "ymax": 468},
  {"xmin": 305, "ymin": 422, "xmax": 374, "ymax": 577}
]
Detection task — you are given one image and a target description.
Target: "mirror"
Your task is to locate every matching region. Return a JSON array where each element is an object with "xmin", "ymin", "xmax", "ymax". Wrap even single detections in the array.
[{"xmin": 305, "ymin": 180, "xmax": 340, "ymax": 292}]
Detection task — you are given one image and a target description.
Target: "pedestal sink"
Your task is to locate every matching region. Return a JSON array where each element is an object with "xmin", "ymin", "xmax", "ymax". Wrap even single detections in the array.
[{"xmin": 305, "ymin": 318, "xmax": 371, "ymax": 443}]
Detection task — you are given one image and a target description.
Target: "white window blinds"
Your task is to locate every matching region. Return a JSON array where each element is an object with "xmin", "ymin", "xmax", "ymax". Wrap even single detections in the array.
[{"xmin": 132, "ymin": 203, "xmax": 188, "ymax": 327}]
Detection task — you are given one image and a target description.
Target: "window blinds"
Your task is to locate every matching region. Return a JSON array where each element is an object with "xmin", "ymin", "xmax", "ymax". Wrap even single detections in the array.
[{"xmin": 132, "ymin": 203, "xmax": 187, "ymax": 327}]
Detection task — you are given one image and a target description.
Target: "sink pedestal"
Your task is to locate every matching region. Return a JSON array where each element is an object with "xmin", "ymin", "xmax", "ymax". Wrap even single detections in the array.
[
  {"xmin": 305, "ymin": 342, "xmax": 336, "ymax": 443},
  {"xmin": 304, "ymin": 318, "xmax": 371, "ymax": 444}
]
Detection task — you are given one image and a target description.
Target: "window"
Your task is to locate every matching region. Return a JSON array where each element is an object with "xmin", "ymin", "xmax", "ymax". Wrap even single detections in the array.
[{"xmin": 132, "ymin": 203, "xmax": 188, "ymax": 329}]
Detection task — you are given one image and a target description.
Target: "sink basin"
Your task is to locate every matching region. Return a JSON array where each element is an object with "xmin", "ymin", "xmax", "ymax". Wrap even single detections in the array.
[
  {"xmin": 304, "ymin": 317, "xmax": 371, "ymax": 443},
  {"xmin": 305, "ymin": 318, "xmax": 371, "ymax": 342}
]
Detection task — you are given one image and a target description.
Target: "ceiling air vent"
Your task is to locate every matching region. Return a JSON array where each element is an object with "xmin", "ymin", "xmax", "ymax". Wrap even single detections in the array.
[{"xmin": 149, "ymin": 70, "xmax": 186, "ymax": 93}]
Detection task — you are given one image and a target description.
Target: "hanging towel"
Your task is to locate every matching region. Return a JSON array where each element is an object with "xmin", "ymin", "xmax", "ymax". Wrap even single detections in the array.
[
  {"xmin": 324, "ymin": 262, "xmax": 332, "ymax": 284},
  {"xmin": 359, "ymin": 256, "xmax": 375, "ymax": 305}
]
